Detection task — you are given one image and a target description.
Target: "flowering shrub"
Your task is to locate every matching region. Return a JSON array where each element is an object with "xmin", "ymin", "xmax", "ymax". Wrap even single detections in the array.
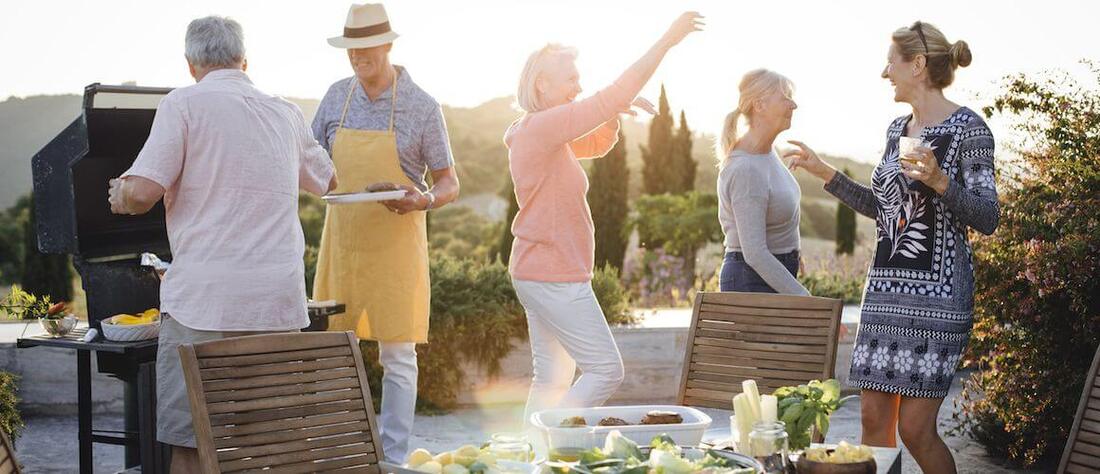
[{"xmin": 952, "ymin": 66, "xmax": 1100, "ymax": 467}]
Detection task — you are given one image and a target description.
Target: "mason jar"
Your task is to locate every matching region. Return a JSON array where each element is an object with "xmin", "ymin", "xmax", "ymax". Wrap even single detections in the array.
[
  {"xmin": 488, "ymin": 432, "xmax": 533, "ymax": 462},
  {"xmin": 748, "ymin": 420, "xmax": 789, "ymax": 474}
]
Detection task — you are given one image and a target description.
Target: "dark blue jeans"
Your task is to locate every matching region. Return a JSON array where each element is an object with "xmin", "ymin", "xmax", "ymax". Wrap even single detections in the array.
[{"xmin": 719, "ymin": 250, "xmax": 800, "ymax": 293}]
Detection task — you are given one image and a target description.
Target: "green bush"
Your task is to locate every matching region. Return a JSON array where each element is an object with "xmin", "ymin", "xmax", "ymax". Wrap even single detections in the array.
[
  {"xmin": 798, "ymin": 272, "xmax": 864, "ymax": 304},
  {"xmin": 951, "ymin": 68, "xmax": 1100, "ymax": 467},
  {"xmin": 0, "ymin": 196, "xmax": 30, "ymax": 285},
  {"xmin": 592, "ymin": 264, "xmax": 636, "ymax": 325},
  {"xmin": 0, "ymin": 372, "xmax": 22, "ymax": 444}
]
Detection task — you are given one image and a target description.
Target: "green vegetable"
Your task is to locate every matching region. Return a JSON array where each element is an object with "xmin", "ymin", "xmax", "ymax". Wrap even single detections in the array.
[
  {"xmin": 603, "ymin": 431, "xmax": 643, "ymax": 461},
  {"xmin": 772, "ymin": 378, "xmax": 852, "ymax": 450}
]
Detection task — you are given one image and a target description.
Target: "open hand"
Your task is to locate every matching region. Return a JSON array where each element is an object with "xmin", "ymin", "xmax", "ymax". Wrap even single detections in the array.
[
  {"xmin": 620, "ymin": 97, "xmax": 657, "ymax": 116},
  {"xmin": 783, "ymin": 140, "xmax": 836, "ymax": 182},
  {"xmin": 662, "ymin": 12, "xmax": 705, "ymax": 48}
]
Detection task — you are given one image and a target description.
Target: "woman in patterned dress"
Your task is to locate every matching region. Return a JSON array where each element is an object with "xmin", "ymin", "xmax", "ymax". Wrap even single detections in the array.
[{"xmin": 785, "ymin": 21, "xmax": 999, "ymax": 473}]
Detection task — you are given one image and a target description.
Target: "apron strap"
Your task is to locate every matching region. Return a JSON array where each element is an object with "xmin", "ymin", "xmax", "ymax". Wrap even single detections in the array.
[
  {"xmin": 338, "ymin": 69, "xmax": 399, "ymax": 132},
  {"xmin": 337, "ymin": 79, "xmax": 355, "ymax": 130},
  {"xmin": 388, "ymin": 71, "xmax": 397, "ymax": 133}
]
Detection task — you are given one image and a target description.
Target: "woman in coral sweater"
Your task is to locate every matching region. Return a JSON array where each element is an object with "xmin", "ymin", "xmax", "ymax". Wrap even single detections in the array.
[{"xmin": 505, "ymin": 12, "xmax": 704, "ymax": 428}]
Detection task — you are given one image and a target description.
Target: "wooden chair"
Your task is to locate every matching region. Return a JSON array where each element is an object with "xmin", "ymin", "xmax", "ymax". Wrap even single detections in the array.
[
  {"xmin": 180, "ymin": 331, "xmax": 384, "ymax": 473},
  {"xmin": 1058, "ymin": 345, "xmax": 1100, "ymax": 473},
  {"xmin": 677, "ymin": 291, "xmax": 844, "ymax": 409},
  {"xmin": 0, "ymin": 429, "xmax": 20, "ymax": 474}
]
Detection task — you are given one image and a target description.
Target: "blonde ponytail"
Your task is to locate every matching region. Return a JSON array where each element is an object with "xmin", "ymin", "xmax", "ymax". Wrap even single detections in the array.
[{"xmin": 718, "ymin": 108, "xmax": 742, "ymax": 165}]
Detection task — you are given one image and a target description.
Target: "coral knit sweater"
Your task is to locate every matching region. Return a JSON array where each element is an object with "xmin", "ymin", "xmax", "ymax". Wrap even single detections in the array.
[{"xmin": 505, "ymin": 69, "xmax": 644, "ymax": 282}]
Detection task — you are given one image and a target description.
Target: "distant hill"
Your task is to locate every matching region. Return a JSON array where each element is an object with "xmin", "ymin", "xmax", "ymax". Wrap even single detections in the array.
[{"xmin": 0, "ymin": 91, "xmax": 873, "ymax": 210}]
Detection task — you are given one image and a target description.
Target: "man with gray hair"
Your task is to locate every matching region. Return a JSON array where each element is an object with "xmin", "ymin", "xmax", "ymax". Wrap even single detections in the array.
[{"xmin": 107, "ymin": 15, "xmax": 337, "ymax": 471}]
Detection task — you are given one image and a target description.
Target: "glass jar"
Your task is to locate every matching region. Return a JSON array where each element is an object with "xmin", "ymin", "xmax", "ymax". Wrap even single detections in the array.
[
  {"xmin": 748, "ymin": 421, "xmax": 789, "ymax": 474},
  {"xmin": 488, "ymin": 432, "xmax": 533, "ymax": 463}
]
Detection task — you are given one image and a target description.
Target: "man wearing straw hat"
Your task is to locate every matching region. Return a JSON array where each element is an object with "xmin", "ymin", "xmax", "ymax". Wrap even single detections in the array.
[{"xmin": 312, "ymin": 2, "xmax": 459, "ymax": 462}]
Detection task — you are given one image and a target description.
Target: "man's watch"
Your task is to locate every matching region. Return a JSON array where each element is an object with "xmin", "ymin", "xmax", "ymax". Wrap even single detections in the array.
[{"xmin": 424, "ymin": 191, "xmax": 436, "ymax": 211}]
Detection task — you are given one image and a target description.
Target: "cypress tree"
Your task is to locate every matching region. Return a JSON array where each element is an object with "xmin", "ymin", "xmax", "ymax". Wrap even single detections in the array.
[
  {"xmin": 588, "ymin": 129, "xmax": 630, "ymax": 271},
  {"xmin": 835, "ymin": 167, "xmax": 857, "ymax": 255}
]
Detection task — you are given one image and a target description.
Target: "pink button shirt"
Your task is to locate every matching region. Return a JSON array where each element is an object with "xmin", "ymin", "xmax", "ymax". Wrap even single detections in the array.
[{"xmin": 123, "ymin": 69, "xmax": 334, "ymax": 331}]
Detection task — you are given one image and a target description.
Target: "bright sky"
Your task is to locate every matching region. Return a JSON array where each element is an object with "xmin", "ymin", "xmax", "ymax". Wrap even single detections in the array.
[{"xmin": 3, "ymin": 0, "xmax": 1099, "ymax": 162}]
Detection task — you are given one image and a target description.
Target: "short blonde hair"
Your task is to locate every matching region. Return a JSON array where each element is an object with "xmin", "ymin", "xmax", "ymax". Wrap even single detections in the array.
[
  {"xmin": 717, "ymin": 69, "xmax": 795, "ymax": 163},
  {"xmin": 892, "ymin": 21, "xmax": 972, "ymax": 89},
  {"xmin": 516, "ymin": 43, "xmax": 578, "ymax": 113}
]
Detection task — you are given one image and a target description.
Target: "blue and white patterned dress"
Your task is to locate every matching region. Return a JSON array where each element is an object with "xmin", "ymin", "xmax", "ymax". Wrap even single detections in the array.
[{"xmin": 825, "ymin": 107, "xmax": 999, "ymax": 398}]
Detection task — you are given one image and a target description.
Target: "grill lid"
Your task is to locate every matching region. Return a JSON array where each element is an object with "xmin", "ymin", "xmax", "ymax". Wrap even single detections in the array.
[{"xmin": 33, "ymin": 83, "xmax": 175, "ymax": 259}]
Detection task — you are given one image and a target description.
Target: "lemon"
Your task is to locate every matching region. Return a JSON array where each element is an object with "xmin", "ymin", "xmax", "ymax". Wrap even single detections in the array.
[
  {"xmin": 433, "ymin": 452, "xmax": 453, "ymax": 466},
  {"xmin": 415, "ymin": 461, "xmax": 443, "ymax": 474},
  {"xmin": 407, "ymin": 448, "xmax": 434, "ymax": 468}
]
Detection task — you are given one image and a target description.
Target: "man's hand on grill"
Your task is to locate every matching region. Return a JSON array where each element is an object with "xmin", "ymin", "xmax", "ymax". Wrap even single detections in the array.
[
  {"xmin": 108, "ymin": 178, "xmax": 130, "ymax": 214},
  {"xmin": 109, "ymin": 176, "xmax": 166, "ymax": 216}
]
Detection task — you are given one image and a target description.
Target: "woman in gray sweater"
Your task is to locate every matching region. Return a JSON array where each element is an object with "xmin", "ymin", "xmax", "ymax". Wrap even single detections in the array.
[
  {"xmin": 716, "ymin": 69, "xmax": 809, "ymax": 295},
  {"xmin": 786, "ymin": 22, "xmax": 997, "ymax": 474}
]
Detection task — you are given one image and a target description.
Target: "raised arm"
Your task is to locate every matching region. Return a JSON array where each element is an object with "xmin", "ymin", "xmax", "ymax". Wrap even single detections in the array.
[
  {"xmin": 784, "ymin": 139, "xmax": 877, "ymax": 219},
  {"xmin": 525, "ymin": 12, "xmax": 703, "ymax": 147}
]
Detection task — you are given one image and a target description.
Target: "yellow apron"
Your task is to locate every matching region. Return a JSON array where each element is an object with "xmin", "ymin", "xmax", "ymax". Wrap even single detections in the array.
[{"xmin": 313, "ymin": 77, "xmax": 430, "ymax": 343}]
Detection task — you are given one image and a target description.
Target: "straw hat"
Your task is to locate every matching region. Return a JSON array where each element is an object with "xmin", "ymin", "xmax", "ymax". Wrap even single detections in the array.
[{"xmin": 327, "ymin": 3, "xmax": 399, "ymax": 49}]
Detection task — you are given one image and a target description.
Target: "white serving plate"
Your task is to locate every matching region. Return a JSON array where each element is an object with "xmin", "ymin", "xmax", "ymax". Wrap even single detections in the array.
[
  {"xmin": 322, "ymin": 190, "xmax": 407, "ymax": 204},
  {"xmin": 530, "ymin": 405, "xmax": 713, "ymax": 448}
]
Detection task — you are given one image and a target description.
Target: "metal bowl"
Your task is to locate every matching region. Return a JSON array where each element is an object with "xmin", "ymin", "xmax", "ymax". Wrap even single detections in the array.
[{"xmin": 39, "ymin": 314, "xmax": 77, "ymax": 338}]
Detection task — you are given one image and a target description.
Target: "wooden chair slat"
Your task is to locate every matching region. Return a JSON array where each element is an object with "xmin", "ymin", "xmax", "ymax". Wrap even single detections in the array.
[
  {"xmin": 192, "ymin": 332, "xmax": 351, "ymax": 358},
  {"xmin": 698, "ymin": 311, "xmax": 831, "ymax": 327},
  {"xmin": 1071, "ymin": 452, "xmax": 1100, "ymax": 470},
  {"xmin": 213, "ymin": 410, "xmax": 368, "ymax": 439},
  {"xmin": 199, "ymin": 346, "xmax": 352, "ymax": 369},
  {"xmin": 204, "ymin": 367, "xmax": 358, "ymax": 392},
  {"xmin": 205, "ymin": 377, "xmax": 362, "ymax": 403},
  {"xmin": 696, "ymin": 320, "xmax": 832, "ymax": 336},
  {"xmin": 1073, "ymin": 441, "xmax": 1100, "ymax": 459},
  {"xmin": 207, "ymin": 388, "xmax": 361, "ymax": 415},
  {"xmin": 222, "ymin": 444, "xmax": 374, "ymax": 472},
  {"xmin": 690, "ymin": 354, "xmax": 825, "ymax": 373},
  {"xmin": 210, "ymin": 399, "xmax": 361, "ymax": 427},
  {"xmin": 699, "ymin": 304, "xmax": 836, "ymax": 319},
  {"xmin": 1067, "ymin": 463, "xmax": 1100, "ymax": 474},
  {"xmin": 699, "ymin": 292, "xmax": 841, "ymax": 310},
  {"xmin": 215, "ymin": 420, "xmax": 373, "ymax": 450},
  {"xmin": 692, "ymin": 337, "xmax": 824, "ymax": 355},
  {"xmin": 200, "ymin": 357, "xmax": 356, "ymax": 381},
  {"xmin": 692, "ymin": 344, "xmax": 826, "ymax": 364},
  {"xmin": 218, "ymin": 432, "xmax": 372, "ymax": 463}
]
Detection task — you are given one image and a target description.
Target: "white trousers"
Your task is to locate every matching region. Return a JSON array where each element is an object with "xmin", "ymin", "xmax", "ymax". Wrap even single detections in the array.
[
  {"xmin": 512, "ymin": 279, "xmax": 625, "ymax": 429},
  {"xmin": 377, "ymin": 341, "xmax": 418, "ymax": 464}
]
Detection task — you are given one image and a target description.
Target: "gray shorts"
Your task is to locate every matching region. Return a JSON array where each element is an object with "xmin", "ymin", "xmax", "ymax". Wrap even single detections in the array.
[{"xmin": 156, "ymin": 314, "xmax": 292, "ymax": 447}]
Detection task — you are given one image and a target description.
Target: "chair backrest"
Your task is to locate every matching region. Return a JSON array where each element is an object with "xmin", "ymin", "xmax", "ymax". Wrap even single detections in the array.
[
  {"xmin": 0, "ymin": 429, "xmax": 19, "ymax": 474},
  {"xmin": 1058, "ymin": 344, "xmax": 1100, "ymax": 473},
  {"xmin": 677, "ymin": 291, "xmax": 844, "ymax": 409},
  {"xmin": 180, "ymin": 331, "xmax": 383, "ymax": 473}
]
